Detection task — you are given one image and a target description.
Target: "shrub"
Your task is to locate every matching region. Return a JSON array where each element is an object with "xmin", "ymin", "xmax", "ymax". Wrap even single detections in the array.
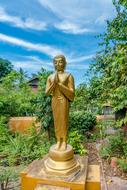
[
  {"xmin": 35, "ymin": 69, "xmax": 53, "ymax": 140},
  {"xmin": 0, "ymin": 167, "xmax": 17, "ymax": 190},
  {"xmin": 0, "ymin": 166, "xmax": 24, "ymax": 190},
  {"xmin": 96, "ymin": 120, "xmax": 116, "ymax": 139},
  {"xmin": 123, "ymin": 142, "xmax": 127, "ymax": 157},
  {"xmin": 100, "ymin": 146, "xmax": 111, "ymax": 159},
  {"xmin": 100, "ymin": 132, "xmax": 127, "ymax": 158},
  {"xmin": 0, "ymin": 71, "xmax": 36, "ymax": 117},
  {"xmin": 68, "ymin": 130, "xmax": 87, "ymax": 155},
  {"xmin": 0, "ymin": 127, "xmax": 52, "ymax": 166},
  {"xmin": 0, "ymin": 118, "xmax": 10, "ymax": 153},
  {"xmin": 69, "ymin": 111, "xmax": 96, "ymax": 134},
  {"xmin": 117, "ymin": 159, "xmax": 127, "ymax": 172}
]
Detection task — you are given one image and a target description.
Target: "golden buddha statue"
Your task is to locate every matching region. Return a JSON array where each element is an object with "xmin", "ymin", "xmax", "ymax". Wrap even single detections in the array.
[
  {"xmin": 20, "ymin": 57, "xmax": 99, "ymax": 190},
  {"xmin": 45, "ymin": 55, "xmax": 80, "ymax": 176},
  {"xmin": 45, "ymin": 55, "xmax": 75, "ymax": 151}
]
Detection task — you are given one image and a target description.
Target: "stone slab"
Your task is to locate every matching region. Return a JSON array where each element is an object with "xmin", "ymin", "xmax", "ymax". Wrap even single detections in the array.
[
  {"xmin": 107, "ymin": 177, "xmax": 127, "ymax": 190},
  {"xmin": 34, "ymin": 165, "xmax": 101, "ymax": 190},
  {"xmin": 86, "ymin": 165, "xmax": 101, "ymax": 190}
]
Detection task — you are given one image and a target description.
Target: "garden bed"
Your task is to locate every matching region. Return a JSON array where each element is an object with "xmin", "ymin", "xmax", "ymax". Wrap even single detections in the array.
[
  {"xmin": 86, "ymin": 139, "xmax": 127, "ymax": 190},
  {"xmin": 102, "ymin": 158, "xmax": 127, "ymax": 180}
]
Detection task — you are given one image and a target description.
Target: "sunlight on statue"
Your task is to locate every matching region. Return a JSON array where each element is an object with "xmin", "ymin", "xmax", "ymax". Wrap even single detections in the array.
[{"xmin": 45, "ymin": 55, "xmax": 75, "ymax": 151}]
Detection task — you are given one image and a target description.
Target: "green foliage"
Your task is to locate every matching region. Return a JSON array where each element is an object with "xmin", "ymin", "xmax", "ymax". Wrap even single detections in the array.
[
  {"xmin": 68, "ymin": 130, "xmax": 87, "ymax": 155},
  {"xmin": 117, "ymin": 159, "xmax": 127, "ymax": 172},
  {"xmin": 96, "ymin": 123, "xmax": 107, "ymax": 140},
  {"xmin": 119, "ymin": 0, "xmax": 127, "ymax": 8},
  {"xmin": 100, "ymin": 133, "xmax": 127, "ymax": 158},
  {"xmin": 0, "ymin": 129, "xmax": 51, "ymax": 166},
  {"xmin": 69, "ymin": 111, "xmax": 96, "ymax": 134},
  {"xmin": 71, "ymin": 82, "xmax": 102, "ymax": 114},
  {"xmin": 71, "ymin": 84, "xmax": 89, "ymax": 111},
  {"xmin": 0, "ymin": 70, "xmax": 35, "ymax": 117},
  {"xmin": 96, "ymin": 120, "xmax": 116, "ymax": 139},
  {"xmin": 87, "ymin": 76, "xmax": 105, "ymax": 111},
  {"xmin": 0, "ymin": 118, "xmax": 11, "ymax": 153},
  {"xmin": 35, "ymin": 68, "xmax": 53, "ymax": 138},
  {"xmin": 0, "ymin": 123, "xmax": 51, "ymax": 166},
  {"xmin": 116, "ymin": 114, "xmax": 127, "ymax": 128},
  {"xmin": 87, "ymin": 1, "xmax": 127, "ymax": 125},
  {"xmin": 0, "ymin": 58, "xmax": 13, "ymax": 80},
  {"xmin": 0, "ymin": 167, "xmax": 18, "ymax": 190},
  {"xmin": 100, "ymin": 147, "xmax": 111, "ymax": 159},
  {"xmin": 0, "ymin": 66, "xmax": 54, "ymax": 138}
]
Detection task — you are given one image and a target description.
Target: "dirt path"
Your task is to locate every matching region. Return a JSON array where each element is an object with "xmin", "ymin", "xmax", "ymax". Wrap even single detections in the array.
[{"xmin": 86, "ymin": 141, "xmax": 127, "ymax": 190}]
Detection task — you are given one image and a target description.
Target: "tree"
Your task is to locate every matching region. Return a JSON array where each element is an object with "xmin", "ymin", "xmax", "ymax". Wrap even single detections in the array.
[
  {"xmin": 71, "ymin": 80, "xmax": 103, "ymax": 114},
  {"xmin": 35, "ymin": 68, "xmax": 53, "ymax": 140},
  {"xmin": 88, "ymin": 0, "xmax": 127, "ymax": 125},
  {"xmin": 0, "ymin": 58, "xmax": 13, "ymax": 79},
  {"xmin": 71, "ymin": 83, "xmax": 89, "ymax": 111},
  {"xmin": 0, "ymin": 70, "xmax": 35, "ymax": 117}
]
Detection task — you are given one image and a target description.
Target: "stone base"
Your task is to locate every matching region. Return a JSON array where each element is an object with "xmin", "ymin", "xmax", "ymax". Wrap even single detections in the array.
[
  {"xmin": 21, "ymin": 156, "xmax": 88, "ymax": 190},
  {"xmin": 34, "ymin": 165, "xmax": 101, "ymax": 190}
]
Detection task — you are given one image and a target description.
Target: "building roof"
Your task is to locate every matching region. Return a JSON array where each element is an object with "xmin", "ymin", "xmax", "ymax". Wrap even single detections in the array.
[{"xmin": 28, "ymin": 77, "xmax": 39, "ymax": 86}]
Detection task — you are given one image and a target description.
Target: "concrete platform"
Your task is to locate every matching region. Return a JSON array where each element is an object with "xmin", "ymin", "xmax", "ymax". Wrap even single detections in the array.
[
  {"xmin": 21, "ymin": 157, "xmax": 101, "ymax": 190},
  {"xmin": 21, "ymin": 156, "xmax": 88, "ymax": 190},
  {"xmin": 34, "ymin": 165, "xmax": 100, "ymax": 190}
]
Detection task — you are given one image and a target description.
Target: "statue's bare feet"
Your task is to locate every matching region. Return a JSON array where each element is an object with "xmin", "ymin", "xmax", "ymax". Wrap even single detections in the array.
[
  {"xmin": 60, "ymin": 142, "xmax": 67, "ymax": 151},
  {"xmin": 55, "ymin": 141, "xmax": 60, "ymax": 150}
]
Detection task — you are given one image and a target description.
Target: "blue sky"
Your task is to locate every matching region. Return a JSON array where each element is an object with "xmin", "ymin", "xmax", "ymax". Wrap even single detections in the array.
[{"xmin": 0, "ymin": 0, "xmax": 116, "ymax": 85}]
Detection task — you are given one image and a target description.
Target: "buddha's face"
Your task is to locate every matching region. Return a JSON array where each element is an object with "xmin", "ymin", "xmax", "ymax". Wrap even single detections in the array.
[{"xmin": 54, "ymin": 57, "xmax": 66, "ymax": 71}]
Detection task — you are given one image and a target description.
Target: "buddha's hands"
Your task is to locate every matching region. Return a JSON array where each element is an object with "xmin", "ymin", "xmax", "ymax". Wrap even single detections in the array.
[
  {"xmin": 55, "ymin": 73, "xmax": 62, "ymax": 87},
  {"xmin": 55, "ymin": 72, "xmax": 59, "ymax": 84},
  {"xmin": 52, "ymin": 73, "xmax": 59, "ymax": 89}
]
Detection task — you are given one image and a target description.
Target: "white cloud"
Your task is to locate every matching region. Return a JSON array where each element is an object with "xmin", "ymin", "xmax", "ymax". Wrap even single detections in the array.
[
  {"xmin": 0, "ymin": 33, "xmax": 63, "ymax": 57},
  {"xmin": 38, "ymin": 0, "xmax": 88, "ymax": 21},
  {"xmin": 0, "ymin": 7, "xmax": 47, "ymax": 31},
  {"xmin": 66, "ymin": 54, "xmax": 94, "ymax": 70},
  {"xmin": 0, "ymin": 1, "xmax": 115, "ymax": 34},
  {"xmin": 25, "ymin": 56, "xmax": 52, "ymax": 66},
  {"xmin": 12, "ymin": 55, "xmax": 53, "ymax": 71},
  {"xmin": 12, "ymin": 54, "xmax": 91, "ymax": 70},
  {"xmin": 95, "ymin": 15, "xmax": 108, "ymax": 25},
  {"xmin": 14, "ymin": 61, "xmax": 40, "ymax": 69},
  {"xmin": 67, "ymin": 64, "xmax": 89, "ymax": 70},
  {"xmin": 68, "ymin": 54, "xmax": 94, "ymax": 63},
  {"xmin": 13, "ymin": 60, "xmax": 50, "ymax": 71},
  {"xmin": 38, "ymin": 0, "xmax": 115, "ymax": 33},
  {"xmin": 38, "ymin": 0, "xmax": 114, "ymax": 22},
  {"xmin": 55, "ymin": 20, "xmax": 94, "ymax": 34}
]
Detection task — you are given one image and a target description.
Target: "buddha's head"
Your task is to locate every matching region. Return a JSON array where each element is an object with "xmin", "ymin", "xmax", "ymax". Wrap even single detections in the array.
[{"xmin": 53, "ymin": 55, "xmax": 67, "ymax": 72}]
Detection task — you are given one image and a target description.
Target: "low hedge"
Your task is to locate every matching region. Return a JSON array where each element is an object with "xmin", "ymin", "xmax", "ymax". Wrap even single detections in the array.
[{"xmin": 69, "ymin": 111, "xmax": 96, "ymax": 134}]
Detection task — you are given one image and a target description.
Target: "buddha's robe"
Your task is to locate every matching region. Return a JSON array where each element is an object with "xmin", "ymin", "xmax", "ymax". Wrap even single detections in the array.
[{"xmin": 45, "ymin": 72, "xmax": 75, "ymax": 139}]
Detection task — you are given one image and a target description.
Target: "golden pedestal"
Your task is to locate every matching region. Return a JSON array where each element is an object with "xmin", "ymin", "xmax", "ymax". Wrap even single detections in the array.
[
  {"xmin": 21, "ymin": 144, "xmax": 101, "ymax": 190},
  {"xmin": 21, "ymin": 155, "xmax": 88, "ymax": 190},
  {"xmin": 34, "ymin": 165, "xmax": 101, "ymax": 190},
  {"xmin": 44, "ymin": 144, "xmax": 80, "ymax": 176}
]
